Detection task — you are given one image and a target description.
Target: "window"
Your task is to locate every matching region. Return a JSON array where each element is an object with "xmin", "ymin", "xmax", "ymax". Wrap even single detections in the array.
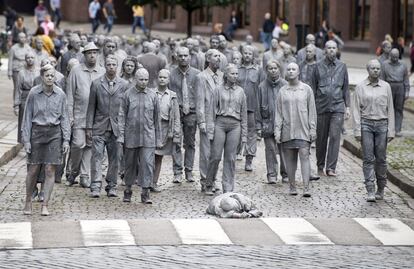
[
  {"xmin": 160, "ymin": 3, "xmax": 176, "ymax": 22},
  {"xmin": 352, "ymin": 0, "xmax": 371, "ymax": 40},
  {"xmin": 399, "ymin": 0, "xmax": 414, "ymax": 42},
  {"xmin": 198, "ymin": 4, "xmax": 213, "ymax": 25}
]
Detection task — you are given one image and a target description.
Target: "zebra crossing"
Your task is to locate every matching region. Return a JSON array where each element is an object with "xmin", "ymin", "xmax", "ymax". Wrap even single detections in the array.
[{"xmin": 1, "ymin": 218, "xmax": 414, "ymax": 250}]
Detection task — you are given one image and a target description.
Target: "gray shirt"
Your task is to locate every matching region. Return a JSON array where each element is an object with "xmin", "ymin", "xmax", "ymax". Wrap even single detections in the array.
[
  {"xmin": 137, "ymin": 53, "xmax": 167, "ymax": 88},
  {"xmin": 190, "ymin": 51, "xmax": 205, "ymax": 71},
  {"xmin": 299, "ymin": 61, "xmax": 317, "ymax": 91},
  {"xmin": 22, "ymin": 84, "xmax": 70, "ymax": 144},
  {"xmin": 169, "ymin": 66, "xmax": 200, "ymax": 113},
  {"xmin": 262, "ymin": 49, "xmax": 283, "ymax": 69},
  {"xmin": 214, "ymin": 85, "xmax": 248, "ymax": 142},
  {"xmin": 59, "ymin": 50, "xmax": 84, "ymax": 76},
  {"xmin": 237, "ymin": 64, "xmax": 261, "ymax": 113},
  {"xmin": 66, "ymin": 63, "xmax": 106, "ymax": 128},
  {"xmin": 352, "ymin": 78, "xmax": 395, "ymax": 138},
  {"xmin": 117, "ymin": 87, "xmax": 161, "ymax": 148},
  {"xmin": 8, "ymin": 43, "xmax": 33, "ymax": 75},
  {"xmin": 381, "ymin": 60, "xmax": 410, "ymax": 95},
  {"xmin": 274, "ymin": 82, "xmax": 317, "ymax": 143},
  {"xmin": 14, "ymin": 67, "xmax": 39, "ymax": 107},
  {"xmin": 296, "ymin": 46, "xmax": 324, "ymax": 65},
  {"xmin": 257, "ymin": 77, "xmax": 287, "ymax": 137},
  {"xmin": 312, "ymin": 58, "xmax": 350, "ymax": 114}
]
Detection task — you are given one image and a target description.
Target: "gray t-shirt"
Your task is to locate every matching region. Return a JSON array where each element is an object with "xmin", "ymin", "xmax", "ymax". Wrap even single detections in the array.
[{"xmin": 104, "ymin": 3, "xmax": 115, "ymax": 16}]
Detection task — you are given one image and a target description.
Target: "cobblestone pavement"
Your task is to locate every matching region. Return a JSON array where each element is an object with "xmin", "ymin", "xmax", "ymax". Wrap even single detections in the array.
[
  {"xmin": 1, "ymin": 245, "xmax": 413, "ymax": 269},
  {"xmin": 1, "ymin": 138, "xmax": 413, "ymax": 222}
]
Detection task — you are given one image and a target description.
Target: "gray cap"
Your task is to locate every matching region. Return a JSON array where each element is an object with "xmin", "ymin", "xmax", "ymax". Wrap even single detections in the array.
[{"xmin": 82, "ymin": 42, "xmax": 99, "ymax": 53}]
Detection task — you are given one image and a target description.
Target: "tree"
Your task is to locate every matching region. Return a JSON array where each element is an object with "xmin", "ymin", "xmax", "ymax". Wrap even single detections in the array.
[{"xmin": 126, "ymin": 0, "xmax": 246, "ymax": 37}]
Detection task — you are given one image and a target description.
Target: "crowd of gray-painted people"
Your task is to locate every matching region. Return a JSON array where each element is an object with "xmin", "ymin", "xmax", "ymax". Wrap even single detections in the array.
[{"xmin": 8, "ymin": 28, "xmax": 409, "ymax": 216}]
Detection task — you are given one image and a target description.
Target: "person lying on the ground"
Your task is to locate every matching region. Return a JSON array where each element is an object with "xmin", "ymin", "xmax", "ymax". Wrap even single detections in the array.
[{"xmin": 206, "ymin": 192, "xmax": 263, "ymax": 218}]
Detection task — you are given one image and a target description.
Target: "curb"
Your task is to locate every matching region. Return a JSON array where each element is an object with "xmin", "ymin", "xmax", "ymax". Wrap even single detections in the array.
[
  {"xmin": 0, "ymin": 143, "xmax": 22, "ymax": 167},
  {"xmin": 343, "ymin": 137, "xmax": 414, "ymax": 198}
]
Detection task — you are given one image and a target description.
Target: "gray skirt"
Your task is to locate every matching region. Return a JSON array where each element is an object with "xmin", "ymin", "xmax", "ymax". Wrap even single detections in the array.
[
  {"xmin": 155, "ymin": 120, "xmax": 173, "ymax": 156},
  {"xmin": 27, "ymin": 124, "xmax": 63, "ymax": 165},
  {"xmin": 282, "ymin": 139, "xmax": 310, "ymax": 149}
]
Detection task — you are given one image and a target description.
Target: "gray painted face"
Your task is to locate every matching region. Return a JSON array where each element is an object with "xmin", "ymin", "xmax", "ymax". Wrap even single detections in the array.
[
  {"xmin": 367, "ymin": 60, "xmax": 381, "ymax": 79},
  {"xmin": 84, "ymin": 50, "xmax": 98, "ymax": 65},
  {"xmin": 390, "ymin": 48, "xmax": 400, "ymax": 63},
  {"xmin": 285, "ymin": 63, "xmax": 299, "ymax": 81},
  {"xmin": 136, "ymin": 69, "xmax": 149, "ymax": 90},
  {"xmin": 42, "ymin": 68, "xmax": 56, "ymax": 87}
]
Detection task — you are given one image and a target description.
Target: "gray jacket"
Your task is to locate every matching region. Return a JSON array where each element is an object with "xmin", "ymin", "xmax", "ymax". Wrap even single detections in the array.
[
  {"xmin": 257, "ymin": 77, "xmax": 287, "ymax": 138},
  {"xmin": 195, "ymin": 67, "xmax": 224, "ymax": 140},
  {"xmin": 86, "ymin": 75, "xmax": 128, "ymax": 137},
  {"xmin": 237, "ymin": 64, "xmax": 262, "ymax": 113},
  {"xmin": 312, "ymin": 58, "xmax": 350, "ymax": 114},
  {"xmin": 117, "ymin": 87, "xmax": 161, "ymax": 148},
  {"xmin": 66, "ymin": 63, "xmax": 106, "ymax": 128},
  {"xmin": 169, "ymin": 66, "xmax": 200, "ymax": 113}
]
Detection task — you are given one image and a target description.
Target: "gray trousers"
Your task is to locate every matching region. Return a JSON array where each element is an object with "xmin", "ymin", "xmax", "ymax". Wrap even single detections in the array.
[
  {"xmin": 124, "ymin": 147, "xmax": 154, "ymax": 189},
  {"xmin": 282, "ymin": 145, "xmax": 310, "ymax": 190},
  {"xmin": 199, "ymin": 131, "xmax": 211, "ymax": 180},
  {"xmin": 389, "ymin": 82, "xmax": 405, "ymax": 133},
  {"xmin": 205, "ymin": 117, "xmax": 241, "ymax": 193},
  {"xmin": 244, "ymin": 111, "xmax": 257, "ymax": 157},
  {"xmin": 69, "ymin": 128, "xmax": 92, "ymax": 181},
  {"xmin": 264, "ymin": 137, "xmax": 287, "ymax": 180},
  {"xmin": 316, "ymin": 112, "xmax": 344, "ymax": 172},
  {"xmin": 361, "ymin": 119, "xmax": 388, "ymax": 189},
  {"xmin": 12, "ymin": 70, "xmax": 19, "ymax": 102},
  {"xmin": 90, "ymin": 131, "xmax": 119, "ymax": 192},
  {"xmin": 174, "ymin": 113, "xmax": 197, "ymax": 175}
]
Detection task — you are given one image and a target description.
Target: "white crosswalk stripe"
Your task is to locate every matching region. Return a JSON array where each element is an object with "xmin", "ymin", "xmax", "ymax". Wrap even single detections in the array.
[
  {"xmin": 171, "ymin": 219, "xmax": 233, "ymax": 244},
  {"xmin": 80, "ymin": 220, "xmax": 135, "ymax": 247},
  {"xmin": 0, "ymin": 222, "xmax": 32, "ymax": 249},
  {"xmin": 354, "ymin": 218, "xmax": 414, "ymax": 246},
  {"xmin": 1, "ymin": 218, "xmax": 414, "ymax": 249},
  {"xmin": 262, "ymin": 217, "xmax": 334, "ymax": 245}
]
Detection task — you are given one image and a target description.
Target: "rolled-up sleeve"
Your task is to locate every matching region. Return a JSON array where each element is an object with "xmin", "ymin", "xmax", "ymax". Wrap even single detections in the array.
[
  {"xmin": 60, "ymin": 94, "xmax": 71, "ymax": 143},
  {"xmin": 117, "ymin": 93, "xmax": 127, "ymax": 144}
]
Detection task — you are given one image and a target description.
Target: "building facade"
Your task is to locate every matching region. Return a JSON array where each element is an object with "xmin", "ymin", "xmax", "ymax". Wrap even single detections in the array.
[{"xmin": 4, "ymin": 0, "xmax": 414, "ymax": 52}]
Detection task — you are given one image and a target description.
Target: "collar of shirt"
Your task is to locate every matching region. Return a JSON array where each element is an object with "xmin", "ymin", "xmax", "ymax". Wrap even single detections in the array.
[
  {"xmin": 178, "ymin": 66, "xmax": 190, "ymax": 76},
  {"xmin": 224, "ymin": 85, "xmax": 236, "ymax": 91},
  {"xmin": 267, "ymin": 77, "xmax": 281, "ymax": 87},
  {"xmin": 241, "ymin": 64, "xmax": 258, "ymax": 70},
  {"xmin": 206, "ymin": 67, "xmax": 218, "ymax": 77},
  {"xmin": 35, "ymin": 84, "xmax": 59, "ymax": 95},
  {"xmin": 324, "ymin": 57, "xmax": 337, "ymax": 66},
  {"xmin": 156, "ymin": 88, "xmax": 170, "ymax": 96},
  {"xmin": 81, "ymin": 63, "xmax": 99, "ymax": 73},
  {"xmin": 364, "ymin": 78, "xmax": 383, "ymax": 87},
  {"xmin": 105, "ymin": 75, "xmax": 116, "ymax": 85},
  {"xmin": 134, "ymin": 86, "xmax": 148, "ymax": 93}
]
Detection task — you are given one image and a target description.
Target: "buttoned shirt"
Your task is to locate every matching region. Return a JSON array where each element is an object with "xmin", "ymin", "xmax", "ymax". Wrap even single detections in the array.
[
  {"xmin": 312, "ymin": 57, "xmax": 350, "ymax": 114},
  {"xmin": 257, "ymin": 77, "xmax": 287, "ymax": 137},
  {"xmin": 117, "ymin": 87, "xmax": 161, "ymax": 148},
  {"xmin": 381, "ymin": 60, "xmax": 410, "ymax": 95},
  {"xmin": 21, "ymin": 84, "xmax": 70, "ymax": 144},
  {"xmin": 14, "ymin": 67, "xmax": 39, "ymax": 107},
  {"xmin": 274, "ymin": 82, "xmax": 317, "ymax": 143},
  {"xmin": 352, "ymin": 78, "xmax": 395, "ymax": 138},
  {"xmin": 66, "ymin": 63, "xmax": 106, "ymax": 128},
  {"xmin": 214, "ymin": 85, "xmax": 248, "ymax": 142},
  {"xmin": 169, "ymin": 66, "xmax": 200, "ymax": 112},
  {"xmin": 8, "ymin": 43, "xmax": 33, "ymax": 75},
  {"xmin": 238, "ymin": 64, "xmax": 261, "ymax": 112}
]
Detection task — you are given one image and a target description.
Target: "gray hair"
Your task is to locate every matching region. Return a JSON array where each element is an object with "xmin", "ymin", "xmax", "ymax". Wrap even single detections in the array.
[
  {"xmin": 266, "ymin": 59, "xmax": 281, "ymax": 71},
  {"xmin": 105, "ymin": 54, "xmax": 118, "ymax": 65},
  {"xmin": 40, "ymin": 64, "xmax": 55, "ymax": 76}
]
